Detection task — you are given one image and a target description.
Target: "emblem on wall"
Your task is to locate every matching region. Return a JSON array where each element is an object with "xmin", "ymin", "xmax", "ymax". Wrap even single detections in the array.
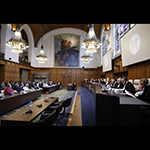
[{"xmin": 130, "ymin": 33, "xmax": 140, "ymax": 55}]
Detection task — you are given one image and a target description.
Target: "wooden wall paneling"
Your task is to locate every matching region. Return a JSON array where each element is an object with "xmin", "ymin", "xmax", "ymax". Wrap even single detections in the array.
[
  {"xmin": 83, "ymin": 69, "xmax": 89, "ymax": 80},
  {"xmin": 128, "ymin": 65, "xmax": 136, "ymax": 80},
  {"xmin": 136, "ymin": 63, "xmax": 145, "ymax": 79},
  {"xmin": 0, "ymin": 65, "xmax": 5, "ymax": 83},
  {"xmin": 145, "ymin": 61, "xmax": 150, "ymax": 78}
]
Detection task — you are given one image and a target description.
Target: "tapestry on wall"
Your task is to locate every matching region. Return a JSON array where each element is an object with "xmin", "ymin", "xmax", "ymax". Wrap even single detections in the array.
[{"xmin": 54, "ymin": 34, "xmax": 80, "ymax": 67}]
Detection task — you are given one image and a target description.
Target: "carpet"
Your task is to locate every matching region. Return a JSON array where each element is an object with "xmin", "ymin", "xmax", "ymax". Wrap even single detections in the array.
[{"xmin": 77, "ymin": 87, "xmax": 95, "ymax": 126}]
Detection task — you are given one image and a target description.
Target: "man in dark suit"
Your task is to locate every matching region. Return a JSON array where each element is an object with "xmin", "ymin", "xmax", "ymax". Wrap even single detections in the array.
[
  {"xmin": 122, "ymin": 78, "xmax": 135, "ymax": 95},
  {"xmin": 135, "ymin": 78, "xmax": 150, "ymax": 103},
  {"xmin": 13, "ymin": 82, "xmax": 20, "ymax": 93},
  {"xmin": 114, "ymin": 78, "xmax": 124, "ymax": 89}
]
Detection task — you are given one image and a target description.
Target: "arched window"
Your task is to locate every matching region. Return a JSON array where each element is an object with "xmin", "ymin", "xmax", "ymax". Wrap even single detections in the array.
[
  {"xmin": 113, "ymin": 24, "xmax": 130, "ymax": 58},
  {"xmin": 101, "ymin": 27, "xmax": 107, "ymax": 64}
]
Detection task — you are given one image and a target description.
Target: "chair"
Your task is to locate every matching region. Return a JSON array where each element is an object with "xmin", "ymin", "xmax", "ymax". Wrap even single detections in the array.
[
  {"xmin": 44, "ymin": 101, "xmax": 63, "ymax": 120},
  {"xmin": 134, "ymin": 79, "xmax": 140, "ymax": 91},
  {"xmin": 61, "ymin": 97, "xmax": 72, "ymax": 117},
  {"xmin": 128, "ymin": 79, "xmax": 133, "ymax": 84},
  {"xmin": 148, "ymin": 78, "xmax": 150, "ymax": 84},
  {"xmin": 31, "ymin": 110, "xmax": 56, "ymax": 126}
]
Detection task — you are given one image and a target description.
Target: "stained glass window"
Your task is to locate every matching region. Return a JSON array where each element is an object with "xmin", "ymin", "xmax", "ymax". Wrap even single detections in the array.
[
  {"xmin": 114, "ymin": 24, "xmax": 130, "ymax": 57},
  {"xmin": 101, "ymin": 27, "xmax": 107, "ymax": 64}
]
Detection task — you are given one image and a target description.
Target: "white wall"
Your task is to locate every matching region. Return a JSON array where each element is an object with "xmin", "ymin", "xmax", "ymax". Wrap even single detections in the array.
[
  {"xmin": 1, "ymin": 25, "xmax": 101, "ymax": 68},
  {"xmin": 35, "ymin": 28, "xmax": 100, "ymax": 68},
  {"xmin": 1, "ymin": 24, "xmax": 19, "ymax": 63}
]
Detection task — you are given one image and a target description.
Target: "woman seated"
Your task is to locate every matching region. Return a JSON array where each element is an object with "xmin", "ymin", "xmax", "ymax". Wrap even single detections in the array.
[{"xmin": 4, "ymin": 83, "xmax": 14, "ymax": 95}]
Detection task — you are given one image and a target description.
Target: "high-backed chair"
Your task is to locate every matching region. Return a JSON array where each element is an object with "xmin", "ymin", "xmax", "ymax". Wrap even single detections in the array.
[
  {"xmin": 148, "ymin": 78, "xmax": 150, "ymax": 85},
  {"xmin": 134, "ymin": 79, "xmax": 140, "ymax": 91},
  {"xmin": 128, "ymin": 79, "xmax": 133, "ymax": 84},
  {"xmin": 44, "ymin": 100, "xmax": 63, "ymax": 120},
  {"xmin": 61, "ymin": 97, "xmax": 72, "ymax": 115},
  {"xmin": 31, "ymin": 110, "xmax": 56, "ymax": 126}
]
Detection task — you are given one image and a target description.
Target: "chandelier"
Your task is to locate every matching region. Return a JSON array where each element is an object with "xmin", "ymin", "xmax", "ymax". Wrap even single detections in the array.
[
  {"xmin": 36, "ymin": 25, "xmax": 48, "ymax": 63},
  {"xmin": 81, "ymin": 55, "xmax": 93, "ymax": 63},
  {"xmin": 36, "ymin": 45, "xmax": 48, "ymax": 63},
  {"xmin": 5, "ymin": 24, "xmax": 29, "ymax": 53},
  {"xmin": 82, "ymin": 24, "xmax": 102, "ymax": 54}
]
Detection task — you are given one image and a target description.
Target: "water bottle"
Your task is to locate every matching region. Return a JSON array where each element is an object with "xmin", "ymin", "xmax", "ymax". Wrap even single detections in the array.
[
  {"xmin": 29, "ymin": 101, "xmax": 32, "ymax": 109},
  {"xmin": 3, "ymin": 94, "xmax": 5, "ymax": 99},
  {"xmin": 44, "ymin": 94, "xmax": 46, "ymax": 100},
  {"xmin": 12, "ymin": 92, "xmax": 15, "ymax": 97}
]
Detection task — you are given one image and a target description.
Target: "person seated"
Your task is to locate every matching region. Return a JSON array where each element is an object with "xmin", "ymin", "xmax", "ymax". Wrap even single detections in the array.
[
  {"xmin": 106, "ymin": 79, "xmax": 111, "ymax": 86},
  {"xmin": 114, "ymin": 78, "xmax": 124, "ymax": 89},
  {"xmin": 27, "ymin": 80, "xmax": 32, "ymax": 89},
  {"xmin": 4, "ymin": 83, "xmax": 14, "ymax": 95},
  {"xmin": 110, "ymin": 79, "xmax": 115, "ymax": 88},
  {"xmin": 23, "ymin": 83, "xmax": 29, "ymax": 92},
  {"xmin": 134, "ymin": 78, "xmax": 150, "ymax": 103},
  {"xmin": 43, "ymin": 81, "xmax": 49, "ymax": 87},
  {"xmin": 19, "ymin": 83, "xmax": 24, "ymax": 92},
  {"xmin": 13, "ymin": 82, "xmax": 20, "ymax": 93},
  {"xmin": 58, "ymin": 81, "xmax": 62, "ymax": 90},
  {"xmin": 31, "ymin": 82, "xmax": 38, "ymax": 89},
  {"xmin": 121, "ymin": 78, "xmax": 135, "ymax": 95},
  {"xmin": 100, "ymin": 79, "xmax": 106, "ymax": 85},
  {"xmin": 5, "ymin": 80, "xmax": 9, "ymax": 86},
  {"xmin": 1, "ymin": 81, "xmax": 5, "ymax": 90},
  {"xmin": 72, "ymin": 81, "xmax": 76, "ymax": 90},
  {"xmin": 36, "ymin": 82, "xmax": 42, "ymax": 90},
  {"xmin": 38, "ymin": 81, "xmax": 43, "ymax": 89}
]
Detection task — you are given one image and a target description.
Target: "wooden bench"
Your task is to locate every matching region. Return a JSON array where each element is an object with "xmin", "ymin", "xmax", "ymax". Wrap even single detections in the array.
[{"xmin": 67, "ymin": 94, "xmax": 82, "ymax": 126}]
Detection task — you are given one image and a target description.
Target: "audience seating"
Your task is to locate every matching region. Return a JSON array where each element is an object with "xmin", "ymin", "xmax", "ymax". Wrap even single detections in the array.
[{"xmin": 31, "ymin": 110, "xmax": 56, "ymax": 126}]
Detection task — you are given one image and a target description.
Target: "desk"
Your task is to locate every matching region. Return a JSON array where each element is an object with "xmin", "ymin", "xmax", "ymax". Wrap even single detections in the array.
[
  {"xmin": 0, "ymin": 90, "xmax": 41, "ymax": 116},
  {"xmin": 42, "ymin": 85, "xmax": 60, "ymax": 94},
  {"xmin": 119, "ymin": 94, "xmax": 149, "ymax": 126},
  {"xmin": 67, "ymin": 84, "xmax": 73, "ymax": 91},
  {"xmin": 82, "ymin": 81, "xmax": 150, "ymax": 126},
  {"xmin": 1, "ymin": 97, "xmax": 58, "ymax": 126}
]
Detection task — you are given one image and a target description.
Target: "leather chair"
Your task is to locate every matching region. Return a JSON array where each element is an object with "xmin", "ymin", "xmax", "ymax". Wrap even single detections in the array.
[
  {"xmin": 61, "ymin": 97, "xmax": 72, "ymax": 117},
  {"xmin": 31, "ymin": 110, "xmax": 56, "ymax": 126},
  {"xmin": 134, "ymin": 79, "xmax": 140, "ymax": 91},
  {"xmin": 128, "ymin": 79, "xmax": 133, "ymax": 84},
  {"xmin": 44, "ymin": 100, "xmax": 63, "ymax": 120}
]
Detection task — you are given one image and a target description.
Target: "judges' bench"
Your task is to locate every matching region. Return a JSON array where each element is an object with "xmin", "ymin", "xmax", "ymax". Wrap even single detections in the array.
[{"xmin": 82, "ymin": 81, "xmax": 150, "ymax": 126}]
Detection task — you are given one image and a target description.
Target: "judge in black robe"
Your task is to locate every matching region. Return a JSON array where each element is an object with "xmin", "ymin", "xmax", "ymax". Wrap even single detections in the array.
[
  {"xmin": 122, "ymin": 78, "xmax": 135, "ymax": 95},
  {"xmin": 135, "ymin": 78, "xmax": 150, "ymax": 103}
]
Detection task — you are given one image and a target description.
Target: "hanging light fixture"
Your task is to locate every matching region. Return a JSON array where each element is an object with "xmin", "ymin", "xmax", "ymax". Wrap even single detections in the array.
[
  {"xmin": 36, "ymin": 45, "xmax": 48, "ymax": 63},
  {"xmin": 36, "ymin": 25, "xmax": 48, "ymax": 63},
  {"xmin": 82, "ymin": 24, "xmax": 102, "ymax": 54},
  {"xmin": 81, "ymin": 54, "xmax": 93, "ymax": 63},
  {"xmin": 5, "ymin": 24, "xmax": 29, "ymax": 53}
]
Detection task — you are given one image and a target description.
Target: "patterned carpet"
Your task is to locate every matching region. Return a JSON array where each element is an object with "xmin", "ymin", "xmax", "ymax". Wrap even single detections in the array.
[{"xmin": 0, "ymin": 89, "xmax": 76, "ymax": 126}]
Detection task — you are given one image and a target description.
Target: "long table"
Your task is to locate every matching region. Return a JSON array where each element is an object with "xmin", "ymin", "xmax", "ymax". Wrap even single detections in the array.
[
  {"xmin": 1, "ymin": 97, "xmax": 58, "ymax": 126},
  {"xmin": 42, "ymin": 85, "xmax": 60, "ymax": 94},
  {"xmin": 0, "ymin": 90, "xmax": 41, "ymax": 116},
  {"xmin": 82, "ymin": 81, "xmax": 150, "ymax": 126}
]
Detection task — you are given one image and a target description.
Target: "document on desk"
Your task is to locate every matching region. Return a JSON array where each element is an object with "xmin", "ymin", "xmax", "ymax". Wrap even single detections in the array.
[{"xmin": 124, "ymin": 90, "xmax": 137, "ymax": 99}]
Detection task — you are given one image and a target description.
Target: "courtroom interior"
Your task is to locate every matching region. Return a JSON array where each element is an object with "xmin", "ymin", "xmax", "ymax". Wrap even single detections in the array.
[{"xmin": 0, "ymin": 24, "xmax": 150, "ymax": 126}]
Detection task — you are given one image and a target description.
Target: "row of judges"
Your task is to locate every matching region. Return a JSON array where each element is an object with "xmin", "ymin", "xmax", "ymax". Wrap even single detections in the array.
[{"xmin": 90, "ymin": 77, "xmax": 150, "ymax": 103}]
